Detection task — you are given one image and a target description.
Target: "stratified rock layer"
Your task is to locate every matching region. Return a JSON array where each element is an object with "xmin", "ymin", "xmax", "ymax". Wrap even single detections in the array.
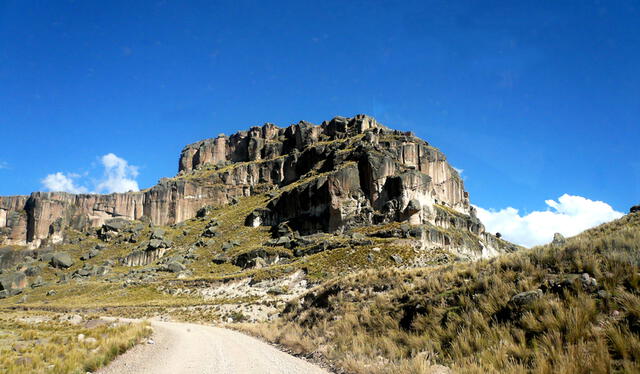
[{"xmin": 0, "ymin": 115, "xmax": 482, "ymax": 251}]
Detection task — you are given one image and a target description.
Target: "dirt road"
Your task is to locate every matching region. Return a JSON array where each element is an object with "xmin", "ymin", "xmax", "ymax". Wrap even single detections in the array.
[{"xmin": 98, "ymin": 319, "xmax": 329, "ymax": 374}]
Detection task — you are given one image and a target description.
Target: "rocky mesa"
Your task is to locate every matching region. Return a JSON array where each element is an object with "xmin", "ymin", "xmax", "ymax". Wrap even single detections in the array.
[{"xmin": 0, "ymin": 114, "xmax": 510, "ymax": 258}]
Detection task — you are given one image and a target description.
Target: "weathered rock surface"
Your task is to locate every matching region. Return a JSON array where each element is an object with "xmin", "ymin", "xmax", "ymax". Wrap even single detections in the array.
[
  {"xmin": 0, "ymin": 114, "xmax": 503, "ymax": 259},
  {"xmin": 122, "ymin": 248, "xmax": 167, "ymax": 267},
  {"xmin": 551, "ymin": 232, "xmax": 566, "ymax": 246},
  {"xmin": 0, "ymin": 271, "xmax": 28, "ymax": 295},
  {"xmin": 50, "ymin": 252, "xmax": 74, "ymax": 269}
]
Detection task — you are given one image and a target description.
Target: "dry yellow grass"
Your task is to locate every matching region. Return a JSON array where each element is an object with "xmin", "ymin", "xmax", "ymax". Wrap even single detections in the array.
[
  {"xmin": 0, "ymin": 311, "xmax": 150, "ymax": 374},
  {"xmin": 238, "ymin": 212, "xmax": 640, "ymax": 373}
]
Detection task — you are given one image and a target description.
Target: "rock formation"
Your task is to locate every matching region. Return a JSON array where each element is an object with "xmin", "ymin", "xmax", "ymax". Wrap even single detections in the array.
[{"xmin": 0, "ymin": 114, "xmax": 502, "ymax": 257}]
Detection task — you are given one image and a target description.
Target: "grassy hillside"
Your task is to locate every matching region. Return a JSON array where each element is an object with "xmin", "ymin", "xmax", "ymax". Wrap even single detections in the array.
[{"xmin": 239, "ymin": 212, "xmax": 640, "ymax": 373}]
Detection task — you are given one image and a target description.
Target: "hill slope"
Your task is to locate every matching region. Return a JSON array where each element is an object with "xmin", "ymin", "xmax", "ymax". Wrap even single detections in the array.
[
  {"xmin": 241, "ymin": 212, "xmax": 640, "ymax": 373},
  {"xmin": 0, "ymin": 115, "xmax": 517, "ymax": 309}
]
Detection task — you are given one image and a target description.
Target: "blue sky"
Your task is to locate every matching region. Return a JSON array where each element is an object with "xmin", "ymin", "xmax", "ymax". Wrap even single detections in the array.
[{"xmin": 0, "ymin": 0, "xmax": 638, "ymax": 246}]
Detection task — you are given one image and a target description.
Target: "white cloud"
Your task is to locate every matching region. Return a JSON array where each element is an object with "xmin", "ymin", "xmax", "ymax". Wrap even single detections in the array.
[
  {"xmin": 41, "ymin": 172, "xmax": 89, "ymax": 194},
  {"xmin": 94, "ymin": 153, "xmax": 139, "ymax": 193},
  {"xmin": 453, "ymin": 167, "xmax": 464, "ymax": 175},
  {"xmin": 475, "ymin": 194, "xmax": 624, "ymax": 248},
  {"xmin": 0, "ymin": 161, "xmax": 8, "ymax": 169},
  {"xmin": 41, "ymin": 153, "xmax": 139, "ymax": 194}
]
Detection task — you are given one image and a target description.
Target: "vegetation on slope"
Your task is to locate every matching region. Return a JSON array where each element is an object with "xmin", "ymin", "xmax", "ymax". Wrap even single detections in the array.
[
  {"xmin": 0, "ymin": 311, "xmax": 150, "ymax": 374},
  {"xmin": 240, "ymin": 212, "xmax": 640, "ymax": 373}
]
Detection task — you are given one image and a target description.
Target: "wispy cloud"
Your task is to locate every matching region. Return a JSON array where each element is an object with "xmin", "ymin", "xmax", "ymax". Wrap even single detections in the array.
[
  {"xmin": 41, "ymin": 153, "xmax": 140, "ymax": 194},
  {"xmin": 475, "ymin": 194, "xmax": 624, "ymax": 248},
  {"xmin": 0, "ymin": 161, "xmax": 8, "ymax": 169}
]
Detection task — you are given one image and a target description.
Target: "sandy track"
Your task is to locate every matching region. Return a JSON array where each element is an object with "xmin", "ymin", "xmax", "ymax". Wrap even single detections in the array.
[{"xmin": 98, "ymin": 320, "xmax": 329, "ymax": 374}]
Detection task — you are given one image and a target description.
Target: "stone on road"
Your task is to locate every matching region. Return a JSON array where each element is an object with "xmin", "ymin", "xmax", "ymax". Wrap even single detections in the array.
[{"xmin": 98, "ymin": 320, "xmax": 329, "ymax": 374}]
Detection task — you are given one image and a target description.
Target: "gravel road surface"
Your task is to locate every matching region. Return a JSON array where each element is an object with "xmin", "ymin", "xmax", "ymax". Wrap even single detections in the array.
[{"xmin": 98, "ymin": 320, "xmax": 329, "ymax": 374}]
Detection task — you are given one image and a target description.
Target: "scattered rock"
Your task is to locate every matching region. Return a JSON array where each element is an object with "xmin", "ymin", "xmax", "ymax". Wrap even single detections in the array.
[
  {"xmin": 202, "ymin": 227, "xmax": 219, "ymax": 238},
  {"xmin": 50, "ymin": 252, "xmax": 74, "ymax": 269},
  {"xmin": 403, "ymin": 199, "xmax": 421, "ymax": 216},
  {"xmin": 196, "ymin": 206, "xmax": 214, "ymax": 218},
  {"xmin": 212, "ymin": 254, "xmax": 230, "ymax": 264},
  {"xmin": 221, "ymin": 242, "xmax": 235, "ymax": 251},
  {"xmin": 551, "ymin": 233, "xmax": 566, "ymax": 246},
  {"xmin": 510, "ymin": 289, "xmax": 543, "ymax": 307},
  {"xmin": 30, "ymin": 276, "xmax": 46, "ymax": 288},
  {"xmin": 390, "ymin": 254, "xmax": 403, "ymax": 264},
  {"xmin": 81, "ymin": 249, "xmax": 100, "ymax": 261},
  {"xmin": 0, "ymin": 271, "xmax": 28, "ymax": 295},
  {"xmin": 167, "ymin": 261, "xmax": 186, "ymax": 273},
  {"xmin": 233, "ymin": 249, "xmax": 287, "ymax": 269},
  {"xmin": 597, "ymin": 290, "xmax": 611, "ymax": 299},
  {"xmin": 95, "ymin": 266, "xmax": 111, "ymax": 276},
  {"xmin": 24, "ymin": 265, "xmax": 41, "ymax": 276},
  {"xmin": 102, "ymin": 219, "xmax": 129, "ymax": 232},
  {"xmin": 543, "ymin": 273, "xmax": 598, "ymax": 293},
  {"xmin": 98, "ymin": 218, "xmax": 129, "ymax": 241},
  {"xmin": 150, "ymin": 228, "xmax": 165, "ymax": 240}
]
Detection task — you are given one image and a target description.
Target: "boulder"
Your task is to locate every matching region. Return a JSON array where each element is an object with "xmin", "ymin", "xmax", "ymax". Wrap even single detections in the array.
[
  {"xmin": 0, "ymin": 272, "xmax": 27, "ymax": 294},
  {"xmin": 167, "ymin": 261, "xmax": 186, "ymax": 273},
  {"xmin": 202, "ymin": 227, "xmax": 219, "ymax": 238},
  {"xmin": 80, "ymin": 249, "xmax": 100, "ymax": 261},
  {"xmin": 95, "ymin": 266, "xmax": 111, "ymax": 276},
  {"xmin": 103, "ymin": 218, "xmax": 129, "ymax": 232},
  {"xmin": 404, "ymin": 199, "xmax": 422, "ymax": 216},
  {"xmin": 150, "ymin": 228, "xmax": 165, "ymax": 240},
  {"xmin": 122, "ymin": 248, "xmax": 167, "ymax": 267},
  {"xmin": 232, "ymin": 249, "xmax": 287, "ymax": 269},
  {"xmin": 551, "ymin": 233, "xmax": 566, "ymax": 246},
  {"xmin": 74, "ymin": 264, "xmax": 96, "ymax": 277},
  {"xmin": 24, "ymin": 265, "xmax": 41, "ymax": 276},
  {"xmin": 50, "ymin": 252, "xmax": 74, "ymax": 269},
  {"xmin": 148, "ymin": 239, "xmax": 164, "ymax": 250},
  {"xmin": 221, "ymin": 242, "xmax": 235, "ymax": 251},
  {"xmin": 267, "ymin": 236, "xmax": 292, "ymax": 248},
  {"xmin": 196, "ymin": 206, "xmax": 214, "ymax": 218},
  {"xmin": 509, "ymin": 289, "xmax": 543, "ymax": 307},
  {"xmin": 630, "ymin": 205, "xmax": 640, "ymax": 214},
  {"xmin": 30, "ymin": 276, "xmax": 46, "ymax": 288},
  {"xmin": 212, "ymin": 254, "xmax": 230, "ymax": 264},
  {"xmin": 98, "ymin": 218, "xmax": 130, "ymax": 241},
  {"xmin": 390, "ymin": 254, "xmax": 403, "ymax": 264}
]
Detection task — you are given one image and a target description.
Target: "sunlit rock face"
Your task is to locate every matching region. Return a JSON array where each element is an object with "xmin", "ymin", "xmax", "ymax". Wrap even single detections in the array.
[{"xmin": 0, "ymin": 114, "xmax": 481, "ymax": 251}]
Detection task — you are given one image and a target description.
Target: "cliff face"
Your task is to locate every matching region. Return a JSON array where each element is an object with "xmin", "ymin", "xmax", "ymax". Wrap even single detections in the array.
[
  {"xmin": 0, "ymin": 114, "xmax": 484, "ymax": 253},
  {"xmin": 0, "ymin": 179, "xmax": 245, "ymax": 248}
]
